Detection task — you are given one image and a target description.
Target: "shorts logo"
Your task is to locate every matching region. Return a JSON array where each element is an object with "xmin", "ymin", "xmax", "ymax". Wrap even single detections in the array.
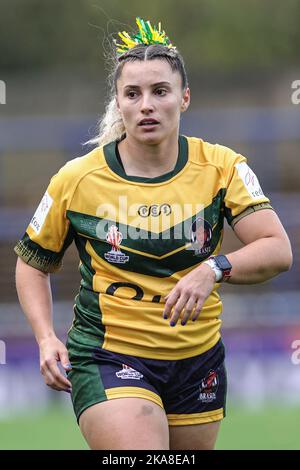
[
  {"xmin": 116, "ymin": 364, "xmax": 144, "ymax": 380},
  {"xmin": 198, "ymin": 369, "xmax": 218, "ymax": 403},
  {"xmin": 187, "ymin": 217, "xmax": 212, "ymax": 256},
  {"xmin": 104, "ymin": 225, "xmax": 129, "ymax": 264}
]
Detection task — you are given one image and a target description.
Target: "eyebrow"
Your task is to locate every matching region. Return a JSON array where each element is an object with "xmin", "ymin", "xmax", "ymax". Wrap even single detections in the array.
[{"xmin": 123, "ymin": 81, "xmax": 171, "ymax": 89}]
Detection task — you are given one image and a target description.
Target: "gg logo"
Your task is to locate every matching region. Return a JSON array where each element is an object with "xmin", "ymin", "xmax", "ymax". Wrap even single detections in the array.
[{"xmin": 138, "ymin": 204, "xmax": 172, "ymax": 217}]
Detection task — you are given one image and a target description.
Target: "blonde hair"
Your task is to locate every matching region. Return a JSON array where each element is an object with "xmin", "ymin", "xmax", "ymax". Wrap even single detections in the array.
[
  {"xmin": 86, "ymin": 44, "xmax": 188, "ymax": 147},
  {"xmin": 87, "ymin": 97, "xmax": 125, "ymax": 147}
]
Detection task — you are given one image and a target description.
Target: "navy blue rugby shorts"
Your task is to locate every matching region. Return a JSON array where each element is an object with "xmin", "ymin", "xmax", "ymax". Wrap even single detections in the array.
[{"xmin": 66, "ymin": 334, "xmax": 227, "ymax": 426}]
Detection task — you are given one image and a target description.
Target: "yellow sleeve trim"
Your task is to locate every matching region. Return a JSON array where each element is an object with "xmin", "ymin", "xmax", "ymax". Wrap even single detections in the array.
[{"xmin": 231, "ymin": 203, "xmax": 273, "ymax": 228}]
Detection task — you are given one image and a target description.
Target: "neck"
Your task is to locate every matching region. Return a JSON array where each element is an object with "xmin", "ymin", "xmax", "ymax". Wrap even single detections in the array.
[{"xmin": 118, "ymin": 133, "xmax": 179, "ymax": 178}]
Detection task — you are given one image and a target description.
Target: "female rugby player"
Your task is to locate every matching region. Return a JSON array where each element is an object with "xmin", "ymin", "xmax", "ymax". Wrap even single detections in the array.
[{"xmin": 15, "ymin": 18, "xmax": 292, "ymax": 450}]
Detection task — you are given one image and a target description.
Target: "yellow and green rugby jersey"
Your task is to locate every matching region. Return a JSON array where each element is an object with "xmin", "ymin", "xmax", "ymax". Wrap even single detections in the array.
[{"xmin": 15, "ymin": 136, "xmax": 271, "ymax": 360}]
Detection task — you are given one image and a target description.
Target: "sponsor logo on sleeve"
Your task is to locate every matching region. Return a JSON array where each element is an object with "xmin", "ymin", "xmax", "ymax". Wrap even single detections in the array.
[
  {"xmin": 30, "ymin": 191, "xmax": 53, "ymax": 234},
  {"xmin": 235, "ymin": 162, "xmax": 265, "ymax": 200}
]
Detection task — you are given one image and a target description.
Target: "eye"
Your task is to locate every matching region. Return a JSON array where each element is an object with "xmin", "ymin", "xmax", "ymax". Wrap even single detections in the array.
[
  {"xmin": 127, "ymin": 90, "xmax": 138, "ymax": 99},
  {"xmin": 155, "ymin": 88, "xmax": 167, "ymax": 96}
]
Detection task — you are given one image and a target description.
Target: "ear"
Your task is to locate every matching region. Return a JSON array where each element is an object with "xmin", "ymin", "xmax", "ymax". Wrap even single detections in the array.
[
  {"xmin": 115, "ymin": 95, "xmax": 120, "ymax": 111},
  {"xmin": 181, "ymin": 87, "xmax": 190, "ymax": 112}
]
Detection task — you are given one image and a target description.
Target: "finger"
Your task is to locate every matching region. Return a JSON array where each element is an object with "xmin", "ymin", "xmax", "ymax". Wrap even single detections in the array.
[
  {"xmin": 59, "ymin": 350, "xmax": 72, "ymax": 371},
  {"xmin": 43, "ymin": 359, "xmax": 72, "ymax": 390},
  {"xmin": 180, "ymin": 296, "xmax": 197, "ymax": 326},
  {"xmin": 43, "ymin": 367, "xmax": 72, "ymax": 392},
  {"xmin": 163, "ymin": 291, "xmax": 180, "ymax": 319},
  {"xmin": 191, "ymin": 298, "xmax": 204, "ymax": 322},
  {"xmin": 169, "ymin": 293, "xmax": 190, "ymax": 326},
  {"xmin": 41, "ymin": 368, "xmax": 64, "ymax": 392},
  {"xmin": 46, "ymin": 381, "xmax": 71, "ymax": 393},
  {"xmin": 52, "ymin": 365, "xmax": 73, "ymax": 390}
]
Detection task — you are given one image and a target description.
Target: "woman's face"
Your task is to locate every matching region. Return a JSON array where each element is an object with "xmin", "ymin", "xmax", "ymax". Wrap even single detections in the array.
[{"xmin": 116, "ymin": 59, "xmax": 190, "ymax": 145}]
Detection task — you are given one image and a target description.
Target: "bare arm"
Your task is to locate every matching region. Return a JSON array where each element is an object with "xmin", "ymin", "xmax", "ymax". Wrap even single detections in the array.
[
  {"xmin": 226, "ymin": 209, "xmax": 293, "ymax": 283},
  {"xmin": 15, "ymin": 257, "xmax": 55, "ymax": 343},
  {"xmin": 15, "ymin": 257, "xmax": 72, "ymax": 392},
  {"xmin": 163, "ymin": 209, "xmax": 293, "ymax": 326}
]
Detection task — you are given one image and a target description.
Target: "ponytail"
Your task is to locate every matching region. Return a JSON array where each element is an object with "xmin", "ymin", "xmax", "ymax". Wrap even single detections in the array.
[{"xmin": 86, "ymin": 97, "xmax": 125, "ymax": 147}]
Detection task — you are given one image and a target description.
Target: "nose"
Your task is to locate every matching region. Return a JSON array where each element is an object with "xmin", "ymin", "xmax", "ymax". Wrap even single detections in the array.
[{"xmin": 140, "ymin": 93, "xmax": 154, "ymax": 114}]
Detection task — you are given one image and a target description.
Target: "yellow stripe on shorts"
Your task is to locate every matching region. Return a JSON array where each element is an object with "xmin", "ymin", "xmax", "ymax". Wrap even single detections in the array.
[
  {"xmin": 105, "ymin": 386, "xmax": 163, "ymax": 409},
  {"xmin": 167, "ymin": 408, "xmax": 224, "ymax": 426}
]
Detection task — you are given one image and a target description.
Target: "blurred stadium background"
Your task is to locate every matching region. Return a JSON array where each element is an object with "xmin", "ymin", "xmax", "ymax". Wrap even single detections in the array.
[{"xmin": 0, "ymin": 0, "xmax": 300, "ymax": 450}]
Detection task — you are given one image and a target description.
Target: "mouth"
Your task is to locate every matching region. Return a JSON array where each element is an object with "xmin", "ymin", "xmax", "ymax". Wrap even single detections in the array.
[{"xmin": 138, "ymin": 119, "xmax": 160, "ymax": 127}]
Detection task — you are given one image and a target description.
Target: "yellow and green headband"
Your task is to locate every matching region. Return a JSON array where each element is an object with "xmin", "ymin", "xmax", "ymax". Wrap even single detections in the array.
[{"xmin": 115, "ymin": 17, "xmax": 175, "ymax": 55}]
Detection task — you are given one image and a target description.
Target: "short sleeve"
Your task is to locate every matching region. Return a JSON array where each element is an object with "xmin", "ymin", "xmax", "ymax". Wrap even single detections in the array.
[
  {"xmin": 14, "ymin": 168, "xmax": 75, "ymax": 273},
  {"xmin": 223, "ymin": 150, "xmax": 272, "ymax": 227}
]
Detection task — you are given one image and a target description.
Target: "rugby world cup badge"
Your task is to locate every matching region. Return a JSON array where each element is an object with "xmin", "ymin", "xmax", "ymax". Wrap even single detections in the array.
[{"xmin": 104, "ymin": 225, "xmax": 129, "ymax": 264}]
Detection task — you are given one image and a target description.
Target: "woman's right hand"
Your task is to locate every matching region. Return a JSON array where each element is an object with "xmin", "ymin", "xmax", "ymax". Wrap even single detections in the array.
[{"xmin": 39, "ymin": 336, "xmax": 73, "ymax": 393}]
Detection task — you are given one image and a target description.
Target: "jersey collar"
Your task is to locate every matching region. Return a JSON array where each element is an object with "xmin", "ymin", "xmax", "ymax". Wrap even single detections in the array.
[{"xmin": 103, "ymin": 135, "xmax": 188, "ymax": 183}]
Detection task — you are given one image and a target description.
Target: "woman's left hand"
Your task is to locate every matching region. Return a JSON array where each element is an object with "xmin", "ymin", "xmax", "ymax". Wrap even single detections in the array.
[{"xmin": 163, "ymin": 263, "xmax": 216, "ymax": 326}]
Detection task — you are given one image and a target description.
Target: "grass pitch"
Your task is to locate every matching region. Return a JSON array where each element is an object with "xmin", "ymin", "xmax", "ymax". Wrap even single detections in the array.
[{"xmin": 0, "ymin": 403, "xmax": 299, "ymax": 450}]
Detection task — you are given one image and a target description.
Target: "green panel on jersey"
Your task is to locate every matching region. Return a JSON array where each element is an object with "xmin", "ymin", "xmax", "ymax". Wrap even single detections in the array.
[
  {"xmin": 66, "ymin": 188, "xmax": 225, "ymax": 254},
  {"xmin": 67, "ymin": 188, "xmax": 225, "ymax": 276},
  {"xmin": 74, "ymin": 235, "xmax": 96, "ymax": 290},
  {"xmin": 72, "ymin": 286, "xmax": 105, "ymax": 344}
]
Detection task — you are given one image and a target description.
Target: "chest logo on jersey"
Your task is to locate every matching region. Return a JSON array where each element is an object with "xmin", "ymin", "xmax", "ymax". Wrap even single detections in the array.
[
  {"xmin": 104, "ymin": 225, "xmax": 129, "ymax": 264},
  {"xmin": 186, "ymin": 217, "xmax": 213, "ymax": 256},
  {"xmin": 138, "ymin": 203, "xmax": 172, "ymax": 217}
]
